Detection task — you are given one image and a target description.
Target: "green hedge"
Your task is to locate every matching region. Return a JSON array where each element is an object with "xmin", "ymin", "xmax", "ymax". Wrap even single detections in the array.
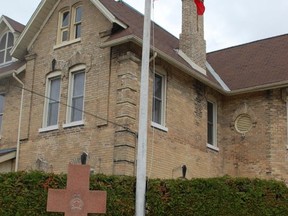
[{"xmin": 0, "ymin": 172, "xmax": 288, "ymax": 215}]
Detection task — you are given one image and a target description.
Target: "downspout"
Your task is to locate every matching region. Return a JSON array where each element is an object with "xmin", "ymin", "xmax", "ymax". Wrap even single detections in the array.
[{"xmin": 12, "ymin": 72, "xmax": 24, "ymax": 172}]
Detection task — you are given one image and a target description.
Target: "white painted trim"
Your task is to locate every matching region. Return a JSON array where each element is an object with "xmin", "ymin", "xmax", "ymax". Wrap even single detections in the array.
[
  {"xmin": 207, "ymin": 143, "xmax": 219, "ymax": 152},
  {"xmin": 90, "ymin": 0, "xmax": 127, "ymax": 29},
  {"xmin": 63, "ymin": 120, "xmax": 84, "ymax": 128},
  {"xmin": 206, "ymin": 61, "xmax": 231, "ymax": 92},
  {"xmin": 176, "ymin": 49, "xmax": 206, "ymax": 75},
  {"xmin": 14, "ymin": 63, "xmax": 26, "ymax": 74},
  {"xmin": 151, "ymin": 122, "xmax": 168, "ymax": 132},
  {"xmin": 53, "ymin": 38, "xmax": 81, "ymax": 50},
  {"xmin": 0, "ymin": 16, "xmax": 16, "ymax": 34},
  {"xmin": 65, "ymin": 66, "xmax": 86, "ymax": 125},
  {"xmin": 42, "ymin": 71, "xmax": 62, "ymax": 129},
  {"xmin": 28, "ymin": 1, "xmax": 61, "ymax": 52},
  {"xmin": 207, "ymin": 100, "xmax": 218, "ymax": 147},
  {"xmin": 152, "ymin": 70, "xmax": 167, "ymax": 128},
  {"xmin": 38, "ymin": 125, "xmax": 59, "ymax": 133}
]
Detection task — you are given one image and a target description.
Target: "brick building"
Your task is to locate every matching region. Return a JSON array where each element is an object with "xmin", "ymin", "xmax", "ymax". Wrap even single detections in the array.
[{"xmin": 0, "ymin": 0, "xmax": 288, "ymax": 181}]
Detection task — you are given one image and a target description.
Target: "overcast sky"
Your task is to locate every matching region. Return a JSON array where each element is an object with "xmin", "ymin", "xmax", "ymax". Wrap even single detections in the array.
[{"xmin": 0, "ymin": 0, "xmax": 287, "ymax": 52}]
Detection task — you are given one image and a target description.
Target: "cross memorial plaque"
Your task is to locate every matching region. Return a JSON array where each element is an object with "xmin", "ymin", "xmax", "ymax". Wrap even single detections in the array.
[{"xmin": 47, "ymin": 164, "xmax": 107, "ymax": 216}]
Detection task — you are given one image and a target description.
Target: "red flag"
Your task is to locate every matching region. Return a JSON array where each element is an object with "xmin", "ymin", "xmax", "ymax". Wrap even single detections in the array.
[{"xmin": 194, "ymin": 0, "xmax": 205, "ymax": 15}]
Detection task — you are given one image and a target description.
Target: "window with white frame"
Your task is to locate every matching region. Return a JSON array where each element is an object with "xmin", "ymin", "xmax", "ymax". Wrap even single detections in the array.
[
  {"xmin": 65, "ymin": 67, "xmax": 85, "ymax": 126},
  {"xmin": 0, "ymin": 32, "xmax": 14, "ymax": 65},
  {"xmin": 72, "ymin": 5, "xmax": 82, "ymax": 39},
  {"xmin": 152, "ymin": 72, "xmax": 166, "ymax": 128},
  {"xmin": 40, "ymin": 72, "xmax": 61, "ymax": 131},
  {"xmin": 57, "ymin": 4, "xmax": 82, "ymax": 44},
  {"xmin": 0, "ymin": 94, "xmax": 5, "ymax": 135},
  {"xmin": 207, "ymin": 100, "xmax": 217, "ymax": 147}
]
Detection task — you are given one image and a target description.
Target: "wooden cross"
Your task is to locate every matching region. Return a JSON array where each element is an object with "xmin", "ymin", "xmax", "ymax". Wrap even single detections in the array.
[{"xmin": 47, "ymin": 164, "xmax": 107, "ymax": 216}]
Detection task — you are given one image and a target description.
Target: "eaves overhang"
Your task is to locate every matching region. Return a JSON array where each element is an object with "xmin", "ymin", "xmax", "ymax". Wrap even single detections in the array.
[
  {"xmin": 90, "ymin": 0, "xmax": 127, "ymax": 29},
  {"xmin": 101, "ymin": 35, "xmax": 227, "ymax": 93},
  {"xmin": 0, "ymin": 16, "xmax": 16, "ymax": 34},
  {"xmin": 0, "ymin": 62, "xmax": 26, "ymax": 80},
  {"xmin": 11, "ymin": 0, "xmax": 60, "ymax": 60},
  {"xmin": 101, "ymin": 35, "xmax": 288, "ymax": 96}
]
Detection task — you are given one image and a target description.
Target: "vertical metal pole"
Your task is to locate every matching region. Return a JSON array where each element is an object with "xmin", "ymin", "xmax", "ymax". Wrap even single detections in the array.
[
  {"xmin": 135, "ymin": 0, "xmax": 152, "ymax": 215},
  {"xmin": 13, "ymin": 72, "xmax": 24, "ymax": 172}
]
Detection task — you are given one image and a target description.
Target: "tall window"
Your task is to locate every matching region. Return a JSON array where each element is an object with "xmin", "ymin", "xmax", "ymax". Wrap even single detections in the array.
[
  {"xmin": 40, "ymin": 72, "xmax": 61, "ymax": 131},
  {"xmin": 152, "ymin": 73, "xmax": 166, "ymax": 127},
  {"xmin": 207, "ymin": 101, "xmax": 217, "ymax": 147},
  {"xmin": 60, "ymin": 10, "xmax": 70, "ymax": 42},
  {"xmin": 73, "ymin": 6, "xmax": 82, "ymax": 39},
  {"xmin": 0, "ymin": 95, "xmax": 5, "ymax": 135},
  {"xmin": 65, "ymin": 68, "xmax": 85, "ymax": 126},
  {"xmin": 57, "ymin": 5, "xmax": 82, "ymax": 44},
  {"xmin": 0, "ymin": 32, "xmax": 14, "ymax": 65}
]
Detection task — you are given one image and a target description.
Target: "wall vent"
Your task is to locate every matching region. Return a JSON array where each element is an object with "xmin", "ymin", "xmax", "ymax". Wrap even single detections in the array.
[{"xmin": 235, "ymin": 114, "xmax": 252, "ymax": 134}]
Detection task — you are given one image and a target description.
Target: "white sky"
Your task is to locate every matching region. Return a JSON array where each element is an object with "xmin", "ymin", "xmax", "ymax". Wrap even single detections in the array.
[{"xmin": 0, "ymin": 0, "xmax": 287, "ymax": 52}]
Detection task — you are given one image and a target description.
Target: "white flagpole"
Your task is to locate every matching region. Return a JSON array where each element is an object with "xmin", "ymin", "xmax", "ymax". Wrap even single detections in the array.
[{"xmin": 135, "ymin": 0, "xmax": 152, "ymax": 215}]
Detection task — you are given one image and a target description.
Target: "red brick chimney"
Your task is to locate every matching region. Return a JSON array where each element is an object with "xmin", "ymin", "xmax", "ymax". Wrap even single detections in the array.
[{"xmin": 179, "ymin": 0, "xmax": 206, "ymax": 70}]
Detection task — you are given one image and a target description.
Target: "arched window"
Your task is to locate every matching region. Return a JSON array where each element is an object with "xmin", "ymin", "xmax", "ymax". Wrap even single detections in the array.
[
  {"xmin": 63, "ymin": 64, "xmax": 86, "ymax": 128},
  {"xmin": 39, "ymin": 71, "xmax": 62, "ymax": 132},
  {"xmin": 57, "ymin": 4, "xmax": 82, "ymax": 44},
  {"xmin": 0, "ymin": 32, "xmax": 14, "ymax": 65}
]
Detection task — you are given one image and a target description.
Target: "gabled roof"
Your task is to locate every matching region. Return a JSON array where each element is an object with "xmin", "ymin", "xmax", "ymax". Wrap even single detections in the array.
[
  {"xmin": 0, "ymin": 15, "xmax": 25, "ymax": 33},
  {"xmin": 9, "ymin": 0, "xmax": 288, "ymax": 94},
  {"xmin": 207, "ymin": 34, "xmax": 288, "ymax": 92},
  {"xmin": 99, "ymin": 0, "xmax": 219, "ymax": 89},
  {"xmin": 0, "ymin": 61, "xmax": 26, "ymax": 79},
  {"xmin": 0, "ymin": 15, "xmax": 26, "ymax": 79}
]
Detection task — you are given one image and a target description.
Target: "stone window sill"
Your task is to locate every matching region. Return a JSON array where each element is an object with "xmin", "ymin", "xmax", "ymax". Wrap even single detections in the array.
[
  {"xmin": 39, "ymin": 125, "xmax": 59, "ymax": 133},
  {"xmin": 207, "ymin": 143, "xmax": 219, "ymax": 152},
  {"xmin": 53, "ymin": 38, "xmax": 81, "ymax": 50},
  {"xmin": 63, "ymin": 120, "xmax": 84, "ymax": 129},
  {"xmin": 151, "ymin": 122, "xmax": 168, "ymax": 132}
]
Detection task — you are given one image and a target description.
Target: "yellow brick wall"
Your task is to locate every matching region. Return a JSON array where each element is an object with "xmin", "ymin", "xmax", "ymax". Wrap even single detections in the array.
[{"xmin": 12, "ymin": 0, "xmax": 288, "ymax": 182}]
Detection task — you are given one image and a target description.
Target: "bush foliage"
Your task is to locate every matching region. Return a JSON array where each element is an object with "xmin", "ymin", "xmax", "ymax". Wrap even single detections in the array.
[{"xmin": 0, "ymin": 171, "xmax": 288, "ymax": 215}]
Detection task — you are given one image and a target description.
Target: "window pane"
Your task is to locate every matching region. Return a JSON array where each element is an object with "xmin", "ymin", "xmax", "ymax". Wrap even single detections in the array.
[
  {"xmin": 47, "ymin": 102, "xmax": 59, "ymax": 126},
  {"xmin": 207, "ymin": 101, "xmax": 215, "ymax": 145},
  {"xmin": 70, "ymin": 71, "xmax": 85, "ymax": 122},
  {"xmin": 5, "ymin": 48, "xmax": 12, "ymax": 62},
  {"xmin": 47, "ymin": 78, "xmax": 60, "ymax": 126},
  {"xmin": 154, "ymin": 74, "xmax": 162, "ymax": 99},
  {"xmin": 7, "ymin": 33, "xmax": 14, "ymax": 47},
  {"xmin": 73, "ymin": 72, "xmax": 84, "ymax": 97},
  {"xmin": 0, "ymin": 95, "xmax": 4, "ymax": 113},
  {"xmin": 207, "ymin": 123, "xmax": 213, "ymax": 144},
  {"xmin": 62, "ymin": 30, "xmax": 68, "ymax": 42},
  {"xmin": 62, "ymin": 11, "xmax": 69, "ymax": 27},
  {"xmin": 75, "ymin": 6, "xmax": 82, "ymax": 23},
  {"xmin": 71, "ymin": 97, "xmax": 83, "ymax": 122},
  {"xmin": 75, "ymin": 24, "xmax": 81, "ymax": 39},
  {"xmin": 152, "ymin": 99, "xmax": 162, "ymax": 124},
  {"xmin": 0, "ymin": 51, "xmax": 4, "ymax": 64},
  {"xmin": 50, "ymin": 78, "xmax": 61, "ymax": 101},
  {"xmin": 0, "ymin": 34, "xmax": 6, "ymax": 50},
  {"xmin": 207, "ymin": 102, "xmax": 213, "ymax": 123}
]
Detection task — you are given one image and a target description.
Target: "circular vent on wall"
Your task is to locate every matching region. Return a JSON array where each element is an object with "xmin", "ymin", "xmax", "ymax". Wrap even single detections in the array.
[{"xmin": 235, "ymin": 114, "xmax": 253, "ymax": 133}]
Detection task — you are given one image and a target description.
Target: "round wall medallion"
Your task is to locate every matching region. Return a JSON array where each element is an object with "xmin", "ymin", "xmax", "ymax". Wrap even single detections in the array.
[{"xmin": 235, "ymin": 114, "xmax": 253, "ymax": 133}]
